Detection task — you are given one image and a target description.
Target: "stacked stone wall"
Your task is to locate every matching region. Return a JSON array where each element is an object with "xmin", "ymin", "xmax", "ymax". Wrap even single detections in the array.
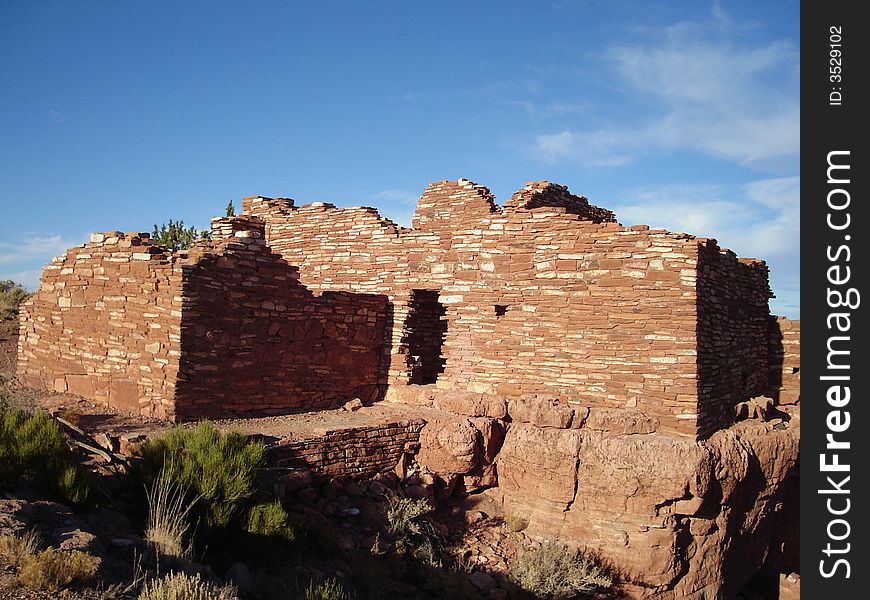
[
  {"xmin": 696, "ymin": 242, "xmax": 773, "ymax": 437},
  {"xmin": 269, "ymin": 419, "xmax": 425, "ymax": 478},
  {"xmin": 17, "ymin": 232, "xmax": 182, "ymax": 418},
  {"xmin": 17, "ymin": 217, "xmax": 392, "ymax": 421},
  {"xmin": 245, "ymin": 180, "xmax": 717, "ymax": 436},
  {"xmin": 768, "ymin": 316, "xmax": 800, "ymax": 405},
  {"xmin": 174, "ymin": 216, "xmax": 392, "ymax": 419}
]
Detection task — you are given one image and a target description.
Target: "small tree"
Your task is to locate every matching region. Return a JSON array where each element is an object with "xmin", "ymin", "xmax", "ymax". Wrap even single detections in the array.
[
  {"xmin": 1, "ymin": 281, "xmax": 31, "ymax": 335},
  {"xmin": 225, "ymin": 200, "xmax": 235, "ymax": 217},
  {"xmin": 151, "ymin": 220, "xmax": 208, "ymax": 251}
]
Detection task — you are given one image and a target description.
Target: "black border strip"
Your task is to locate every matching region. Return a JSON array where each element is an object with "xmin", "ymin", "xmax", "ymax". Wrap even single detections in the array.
[{"xmin": 802, "ymin": 1, "xmax": 868, "ymax": 596}]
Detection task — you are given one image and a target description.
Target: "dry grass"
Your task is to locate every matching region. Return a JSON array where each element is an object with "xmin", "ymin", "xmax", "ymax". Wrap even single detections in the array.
[
  {"xmin": 137, "ymin": 572, "xmax": 238, "ymax": 600},
  {"xmin": 0, "ymin": 529, "xmax": 42, "ymax": 566},
  {"xmin": 145, "ymin": 467, "xmax": 197, "ymax": 561},
  {"xmin": 17, "ymin": 547, "xmax": 99, "ymax": 592},
  {"xmin": 303, "ymin": 577, "xmax": 350, "ymax": 600},
  {"xmin": 509, "ymin": 540, "xmax": 613, "ymax": 599}
]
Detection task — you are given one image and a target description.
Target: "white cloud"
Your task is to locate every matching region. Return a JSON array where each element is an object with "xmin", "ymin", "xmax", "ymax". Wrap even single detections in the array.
[
  {"xmin": 614, "ymin": 176, "xmax": 800, "ymax": 318},
  {"xmin": 0, "ymin": 234, "xmax": 80, "ymax": 268},
  {"xmin": 373, "ymin": 189, "xmax": 418, "ymax": 205},
  {"xmin": 532, "ymin": 15, "xmax": 799, "ymax": 170},
  {"xmin": 615, "ymin": 176, "xmax": 798, "ymax": 258},
  {"xmin": 533, "ymin": 130, "xmax": 633, "ymax": 167},
  {"xmin": 0, "ymin": 270, "xmax": 43, "ymax": 292}
]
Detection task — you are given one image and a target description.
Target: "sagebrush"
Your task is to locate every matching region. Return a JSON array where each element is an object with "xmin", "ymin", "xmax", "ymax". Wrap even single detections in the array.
[
  {"xmin": 135, "ymin": 421, "xmax": 264, "ymax": 528},
  {"xmin": 137, "ymin": 571, "xmax": 238, "ymax": 600},
  {"xmin": 145, "ymin": 466, "xmax": 197, "ymax": 560},
  {"xmin": 379, "ymin": 497, "xmax": 442, "ymax": 567},
  {"xmin": 0, "ymin": 529, "xmax": 41, "ymax": 566},
  {"xmin": 509, "ymin": 540, "xmax": 613, "ymax": 599}
]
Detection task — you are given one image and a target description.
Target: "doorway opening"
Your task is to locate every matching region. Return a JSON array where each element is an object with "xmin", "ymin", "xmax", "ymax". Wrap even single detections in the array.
[{"xmin": 404, "ymin": 290, "xmax": 447, "ymax": 385}]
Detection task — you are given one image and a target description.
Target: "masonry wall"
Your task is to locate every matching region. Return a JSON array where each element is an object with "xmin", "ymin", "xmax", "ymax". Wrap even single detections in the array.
[
  {"xmin": 269, "ymin": 419, "xmax": 425, "ymax": 478},
  {"xmin": 18, "ymin": 218, "xmax": 393, "ymax": 421},
  {"xmin": 245, "ymin": 180, "xmax": 718, "ymax": 437},
  {"xmin": 17, "ymin": 232, "xmax": 183, "ymax": 418},
  {"xmin": 768, "ymin": 316, "xmax": 800, "ymax": 405},
  {"xmin": 696, "ymin": 242, "xmax": 773, "ymax": 437},
  {"xmin": 173, "ymin": 216, "xmax": 392, "ymax": 419}
]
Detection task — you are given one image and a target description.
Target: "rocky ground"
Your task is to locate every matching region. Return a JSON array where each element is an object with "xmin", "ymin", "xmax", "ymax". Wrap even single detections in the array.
[
  {"xmin": 0, "ymin": 324, "xmax": 791, "ymax": 600},
  {"xmin": 2, "ymin": 327, "xmax": 623, "ymax": 599}
]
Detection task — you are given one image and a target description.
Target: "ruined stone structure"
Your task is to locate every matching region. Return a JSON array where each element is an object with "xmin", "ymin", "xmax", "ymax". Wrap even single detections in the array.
[
  {"xmin": 16, "ymin": 217, "xmax": 390, "ymax": 420},
  {"xmin": 17, "ymin": 179, "xmax": 800, "ymax": 598},
  {"xmin": 18, "ymin": 179, "xmax": 774, "ymax": 438}
]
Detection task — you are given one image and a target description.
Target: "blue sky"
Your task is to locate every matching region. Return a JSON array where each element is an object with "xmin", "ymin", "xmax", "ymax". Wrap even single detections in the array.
[{"xmin": 0, "ymin": 0, "xmax": 799, "ymax": 317}]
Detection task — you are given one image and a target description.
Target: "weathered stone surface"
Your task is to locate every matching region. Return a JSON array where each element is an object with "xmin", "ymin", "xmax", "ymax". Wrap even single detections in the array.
[
  {"xmin": 497, "ymin": 424, "xmax": 582, "ymax": 512},
  {"xmin": 495, "ymin": 420, "xmax": 799, "ymax": 599},
  {"xmin": 416, "ymin": 418, "xmax": 481, "ymax": 476},
  {"xmin": 506, "ymin": 395, "xmax": 574, "ymax": 428},
  {"xmin": 434, "ymin": 391, "xmax": 507, "ymax": 419},
  {"xmin": 584, "ymin": 407, "xmax": 660, "ymax": 434}
]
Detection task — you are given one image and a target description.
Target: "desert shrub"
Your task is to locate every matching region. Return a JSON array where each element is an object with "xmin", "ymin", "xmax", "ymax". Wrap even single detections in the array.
[
  {"xmin": 0, "ymin": 280, "xmax": 30, "ymax": 335},
  {"xmin": 145, "ymin": 467, "xmax": 197, "ymax": 560},
  {"xmin": 245, "ymin": 500, "xmax": 294, "ymax": 539},
  {"xmin": 137, "ymin": 571, "xmax": 238, "ymax": 600},
  {"xmin": 18, "ymin": 547, "xmax": 99, "ymax": 591},
  {"xmin": 386, "ymin": 497, "xmax": 432, "ymax": 537},
  {"xmin": 136, "ymin": 421, "xmax": 264, "ymax": 528},
  {"xmin": 0, "ymin": 529, "xmax": 41, "ymax": 566},
  {"xmin": 377, "ymin": 497, "xmax": 442, "ymax": 567},
  {"xmin": 504, "ymin": 513, "xmax": 529, "ymax": 532},
  {"xmin": 509, "ymin": 540, "xmax": 613, "ymax": 599},
  {"xmin": 303, "ymin": 577, "xmax": 350, "ymax": 600},
  {"xmin": 0, "ymin": 404, "xmax": 91, "ymax": 504}
]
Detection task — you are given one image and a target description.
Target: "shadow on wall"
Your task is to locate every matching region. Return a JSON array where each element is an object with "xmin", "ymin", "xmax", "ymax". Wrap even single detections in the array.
[
  {"xmin": 695, "ymin": 242, "xmax": 773, "ymax": 439},
  {"xmin": 174, "ymin": 252, "xmax": 393, "ymax": 420}
]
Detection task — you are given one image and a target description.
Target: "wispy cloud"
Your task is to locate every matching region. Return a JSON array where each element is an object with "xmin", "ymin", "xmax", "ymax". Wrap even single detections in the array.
[
  {"xmin": 0, "ymin": 234, "xmax": 79, "ymax": 268},
  {"xmin": 373, "ymin": 189, "xmax": 419, "ymax": 205},
  {"xmin": 614, "ymin": 176, "xmax": 800, "ymax": 316},
  {"xmin": 531, "ymin": 14, "xmax": 799, "ymax": 170},
  {"xmin": 370, "ymin": 189, "xmax": 420, "ymax": 227},
  {"xmin": 614, "ymin": 176, "xmax": 799, "ymax": 259},
  {"xmin": 0, "ymin": 234, "xmax": 83, "ymax": 291}
]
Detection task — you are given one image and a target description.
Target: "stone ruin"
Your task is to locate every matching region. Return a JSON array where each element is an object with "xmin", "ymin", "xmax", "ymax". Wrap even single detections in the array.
[{"xmin": 16, "ymin": 179, "xmax": 800, "ymax": 598}]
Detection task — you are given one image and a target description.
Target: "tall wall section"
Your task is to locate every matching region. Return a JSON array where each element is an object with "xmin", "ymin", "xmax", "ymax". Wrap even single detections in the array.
[
  {"xmin": 17, "ymin": 232, "xmax": 183, "ymax": 418},
  {"xmin": 244, "ymin": 179, "xmax": 760, "ymax": 437},
  {"xmin": 696, "ymin": 242, "xmax": 773, "ymax": 437}
]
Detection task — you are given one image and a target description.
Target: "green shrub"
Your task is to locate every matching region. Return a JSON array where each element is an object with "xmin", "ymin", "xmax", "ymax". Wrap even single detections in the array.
[
  {"xmin": 0, "ymin": 404, "xmax": 91, "ymax": 504},
  {"xmin": 18, "ymin": 547, "xmax": 99, "ymax": 591},
  {"xmin": 136, "ymin": 421, "xmax": 264, "ymax": 528},
  {"xmin": 509, "ymin": 540, "xmax": 613, "ymax": 599},
  {"xmin": 151, "ymin": 220, "xmax": 211, "ymax": 252},
  {"xmin": 378, "ymin": 498, "xmax": 442, "ymax": 567},
  {"xmin": 386, "ymin": 497, "xmax": 432, "ymax": 537},
  {"xmin": 245, "ymin": 500, "xmax": 293, "ymax": 539},
  {"xmin": 137, "ymin": 571, "xmax": 238, "ymax": 600},
  {"xmin": 0, "ymin": 280, "xmax": 30, "ymax": 333},
  {"xmin": 303, "ymin": 578, "xmax": 350, "ymax": 600}
]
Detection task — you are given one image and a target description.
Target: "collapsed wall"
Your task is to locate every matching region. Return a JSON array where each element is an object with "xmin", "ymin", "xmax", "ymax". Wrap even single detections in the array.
[
  {"xmin": 245, "ymin": 179, "xmax": 773, "ymax": 439},
  {"xmin": 17, "ymin": 217, "xmax": 391, "ymax": 420}
]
